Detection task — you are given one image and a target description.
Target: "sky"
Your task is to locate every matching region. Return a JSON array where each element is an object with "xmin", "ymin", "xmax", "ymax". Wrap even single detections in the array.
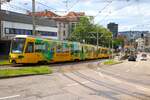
[{"xmin": 1, "ymin": 0, "xmax": 150, "ymax": 32}]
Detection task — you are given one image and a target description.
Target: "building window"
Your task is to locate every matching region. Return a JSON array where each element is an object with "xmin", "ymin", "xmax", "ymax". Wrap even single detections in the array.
[
  {"xmin": 10, "ymin": 28, "xmax": 15, "ymax": 34},
  {"xmin": 5, "ymin": 28, "xmax": 9, "ymax": 34},
  {"xmin": 71, "ymin": 23, "xmax": 76, "ymax": 33},
  {"xmin": 63, "ymin": 23, "xmax": 65, "ymax": 28},
  {"xmin": 63, "ymin": 31, "xmax": 66, "ymax": 36},
  {"xmin": 59, "ymin": 23, "xmax": 61, "ymax": 27},
  {"xmin": 4, "ymin": 28, "xmax": 57, "ymax": 37}
]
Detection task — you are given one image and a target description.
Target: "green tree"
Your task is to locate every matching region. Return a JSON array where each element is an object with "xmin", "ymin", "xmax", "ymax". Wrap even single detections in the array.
[
  {"xmin": 69, "ymin": 17, "xmax": 112, "ymax": 47},
  {"xmin": 69, "ymin": 16, "xmax": 93, "ymax": 43},
  {"xmin": 113, "ymin": 37, "xmax": 124, "ymax": 49}
]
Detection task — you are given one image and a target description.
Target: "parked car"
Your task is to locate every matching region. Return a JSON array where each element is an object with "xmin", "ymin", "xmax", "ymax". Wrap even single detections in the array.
[
  {"xmin": 140, "ymin": 53, "xmax": 147, "ymax": 61},
  {"xmin": 128, "ymin": 55, "xmax": 137, "ymax": 61}
]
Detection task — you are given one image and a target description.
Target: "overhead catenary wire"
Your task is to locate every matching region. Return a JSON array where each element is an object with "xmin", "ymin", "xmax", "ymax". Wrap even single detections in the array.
[
  {"xmin": 67, "ymin": 0, "xmax": 80, "ymax": 12},
  {"xmin": 96, "ymin": 0, "xmax": 134, "ymax": 25},
  {"xmin": 35, "ymin": 1, "xmax": 57, "ymax": 11},
  {"xmin": 94, "ymin": 0, "xmax": 113, "ymax": 18},
  {"xmin": 4, "ymin": 3, "xmax": 31, "ymax": 12}
]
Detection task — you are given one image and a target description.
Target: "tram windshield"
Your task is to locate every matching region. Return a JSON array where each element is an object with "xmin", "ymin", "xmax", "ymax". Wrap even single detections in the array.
[{"xmin": 11, "ymin": 38, "xmax": 26, "ymax": 53}]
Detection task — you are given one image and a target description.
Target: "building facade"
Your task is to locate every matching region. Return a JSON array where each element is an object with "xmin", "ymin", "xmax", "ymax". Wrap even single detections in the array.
[
  {"xmin": 107, "ymin": 22, "xmax": 118, "ymax": 38},
  {"xmin": 135, "ymin": 38, "xmax": 145, "ymax": 51},
  {"xmin": 28, "ymin": 10, "xmax": 85, "ymax": 40},
  {"xmin": 0, "ymin": 10, "xmax": 58, "ymax": 55},
  {"xmin": 118, "ymin": 31, "xmax": 149, "ymax": 41},
  {"xmin": 144, "ymin": 33, "xmax": 150, "ymax": 52}
]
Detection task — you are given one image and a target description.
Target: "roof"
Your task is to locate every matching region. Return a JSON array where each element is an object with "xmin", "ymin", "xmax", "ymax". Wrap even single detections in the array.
[
  {"xmin": 27, "ymin": 10, "xmax": 85, "ymax": 22},
  {"xmin": 15, "ymin": 35, "xmax": 58, "ymax": 40},
  {"xmin": 0, "ymin": 10, "xmax": 57, "ymax": 27},
  {"xmin": 66, "ymin": 12, "xmax": 85, "ymax": 17},
  {"xmin": 28, "ymin": 10, "xmax": 60, "ymax": 18}
]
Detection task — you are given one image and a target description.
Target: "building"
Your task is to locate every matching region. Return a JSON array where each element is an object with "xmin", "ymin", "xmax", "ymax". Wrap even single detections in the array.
[
  {"xmin": 118, "ymin": 31, "xmax": 149, "ymax": 41},
  {"xmin": 28, "ymin": 10, "xmax": 86, "ymax": 40},
  {"xmin": 135, "ymin": 38, "xmax": 145, "ymax": 51},
  {"xmin": 144, "ymin": 33, "xmax": 150, "ymax": 52},
  {"xmin": 0, "ymin": 10, "xmax": 58, "ymax": 55},
  {"xmin": 107, "ymin": 22, "xmax": 118, "ymax": 38}
]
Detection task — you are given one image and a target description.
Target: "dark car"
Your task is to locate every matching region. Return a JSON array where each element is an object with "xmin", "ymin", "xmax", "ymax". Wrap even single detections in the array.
[{"xmin": 128, "ymin": 55, "xmax": 136, "ymax": 61}]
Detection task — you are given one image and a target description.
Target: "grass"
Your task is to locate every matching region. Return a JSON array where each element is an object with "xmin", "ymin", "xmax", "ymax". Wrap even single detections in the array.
[
  {"xmin": 103, "ymin": 59, "xmax": 122, "ymax": 65},
  {"xmin": 0, "ymin": 66, "xmax": 52, "ymax": 78},
  {"xmin": 0, "ymin": 60, "xmax": 11, "ymax": 66}
]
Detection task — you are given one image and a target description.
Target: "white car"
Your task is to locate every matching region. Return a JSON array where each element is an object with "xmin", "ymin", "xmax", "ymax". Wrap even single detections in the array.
[{"xmin": 140, "ymin": 54, "xmax": 147, "ymax": 61}]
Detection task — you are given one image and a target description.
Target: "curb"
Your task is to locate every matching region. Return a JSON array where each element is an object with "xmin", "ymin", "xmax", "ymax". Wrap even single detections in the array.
[
  {"xmin": 0, "ymin": 73, "xmax": 51, "ymax": 79},
  {"xmin": 98, "ymin": 61, "xmax": 123, "ymax": 67},
  {"xmin": 0, "ymin": 64, "xmax": 12, "ymax": 66}
]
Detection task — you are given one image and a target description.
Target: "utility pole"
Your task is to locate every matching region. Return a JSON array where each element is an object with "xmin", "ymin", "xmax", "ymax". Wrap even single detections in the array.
[
  {"xmin": 112, "ymin": 34, "xmax": 114, "ymax": 59},
  {"xmin": 96, "ymin": 31, "xmax": 99, "ymax": 57},
  {"xmin": 32, "ymin": 0, "xmax": 36, "ymax": 35},
  {"xmin": 0, "ymin": 0, "xmax": 2, "ymax": 39},
  {"xmin": 109, "ymin": 37, "xmax": 111, "ymax": 59}
]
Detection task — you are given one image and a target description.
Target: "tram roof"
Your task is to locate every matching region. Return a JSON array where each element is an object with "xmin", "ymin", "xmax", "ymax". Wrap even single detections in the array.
[{"xmin": 15, "ymin": 35, "xmax": 58, "ymax": 40}]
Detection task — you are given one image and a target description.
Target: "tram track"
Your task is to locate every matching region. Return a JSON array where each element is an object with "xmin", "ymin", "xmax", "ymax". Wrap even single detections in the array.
[
  {"xmin": 0, "ymin": 59, "xmax": 107, "ymax": 70},
  {"xmin": 67, "ymin": 71, "xmax": 150, "ymax": 100}
]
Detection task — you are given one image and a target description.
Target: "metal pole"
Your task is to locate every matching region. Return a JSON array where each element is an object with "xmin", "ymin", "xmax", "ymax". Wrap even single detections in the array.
[
  {"xmin": 109, "ymin": 37, "xmax": 111, "ymax": 59},
  {"xmin": 97, "ymin": 31, "xmax": 99, "ymax": 57},
  {"xmin": 32, "ymin": 0, "xmax": 36, "ymax": 35},
  {"xmin": 112, "ymin": 34, "xmax": 113, "ymax": 59},
  {"xmin": 0, "ymin": 0, "xmax": 1, "ymax": 39}
]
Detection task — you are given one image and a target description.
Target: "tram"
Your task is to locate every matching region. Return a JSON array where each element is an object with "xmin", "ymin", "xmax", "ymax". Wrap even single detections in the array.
[{"xmin": 9, "ymin": 35, "xmax": 110, "ymax": 64}]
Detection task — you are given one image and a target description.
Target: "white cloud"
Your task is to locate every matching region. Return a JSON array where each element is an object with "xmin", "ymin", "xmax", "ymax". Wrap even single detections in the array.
[{"xmin": 1, "ymin": 0, "xmax": 150, "ymax": 31}]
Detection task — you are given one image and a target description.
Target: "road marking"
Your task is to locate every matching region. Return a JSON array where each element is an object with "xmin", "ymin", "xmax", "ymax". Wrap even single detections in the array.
[
  {"xmin": 66, "ymin": 81, "xmax": 90, "ymax": 87},
  {"xmin": 95, "ymin": 70, "xmax": 150, "ymax": 93},
  {"xmin": 0, "ymin": 95, "xmax": 20, "ymax": 100},
  {"xmin": 67, "ymin": 83, "xmax": 78, "ymax": 87},
  {"xmin": 81, "ymin": 81, "xmax": 89, "ymax": 84},
  {"xmin": 105, "ymin": 74, "xmax": 150, "ymax": 92},
  {"xmin": 98, "ymin": 72, "xmax": 104, "ymax": 78},
  {"xmin": 126, "ymin": 69, "xmax": 130, "ymax": 72}
]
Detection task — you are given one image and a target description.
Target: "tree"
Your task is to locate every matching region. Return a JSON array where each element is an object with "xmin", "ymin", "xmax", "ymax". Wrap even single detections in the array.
[
  {"xmin": 69, "ymin": 16, "xmax": 93, "ymax": 43},
  {"xmin": 69, "ymin": 16, "xmax": 112, "ymax": 47},
  {"xmin": 113, "ymin": 37, "xmax": 124, "ymax": 49}
]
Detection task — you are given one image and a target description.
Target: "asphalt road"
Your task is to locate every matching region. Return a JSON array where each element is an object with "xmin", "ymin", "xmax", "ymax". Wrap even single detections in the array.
[{"xmin": 0, "ymin": 57, "xmax": 150, "ymax": 100}]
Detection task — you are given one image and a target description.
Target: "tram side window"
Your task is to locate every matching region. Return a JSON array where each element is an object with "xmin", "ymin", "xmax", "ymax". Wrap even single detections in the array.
[
  {"xmin": 25, "ymin": 42, "xmax": 34, "ymax": 53},
  {"xmin": 102, "ymin": 49, "xmax": 107, "ymax": 54},
  {"xmin": 35, "ymin": 43, "xmax": 46, "ymax": 52},
  {"xmin": 62, "ymin": 43, "xmax": 69, "ymax": 53},
  {"xmin": 56, "ymin": 44, "xmax": 62, "ymax": 53}
]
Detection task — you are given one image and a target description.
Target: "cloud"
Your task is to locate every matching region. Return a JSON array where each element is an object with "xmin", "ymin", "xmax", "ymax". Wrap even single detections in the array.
[{"xmin": 1, "ymin": 0, "xmax": 150, "ymax": 31}]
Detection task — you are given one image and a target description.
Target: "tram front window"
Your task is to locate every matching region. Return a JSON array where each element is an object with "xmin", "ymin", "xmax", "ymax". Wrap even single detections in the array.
[{"xmin": 11, "ymin": 38, "xmax": 26, "ymax": 53}]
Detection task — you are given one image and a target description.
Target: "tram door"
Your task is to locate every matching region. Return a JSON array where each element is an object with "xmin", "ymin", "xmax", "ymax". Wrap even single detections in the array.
[{"xmin": 23, "ymin": 42, "xmax": 37, "ymax": 63}]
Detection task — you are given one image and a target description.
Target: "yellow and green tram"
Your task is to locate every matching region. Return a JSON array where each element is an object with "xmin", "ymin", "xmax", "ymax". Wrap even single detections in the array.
[{"xmin": 9, "ymin": 35, "xmax": 110, "ymax": 64}]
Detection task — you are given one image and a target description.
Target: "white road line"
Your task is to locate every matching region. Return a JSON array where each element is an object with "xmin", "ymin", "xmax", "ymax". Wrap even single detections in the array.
[
  {"xmin": 126, "ymin": 69, "xmax": 130, "ymax": 72},
  {"xmin": 67, "ymin": 83, "xmax": 78, "ymax": 87},
  {"xmin": 81, "ymin": 81, "xmax": 90, "ymax": 84},
  {"xmin": 66, "ymin": 81, "xmax": 90, "ymax": 87},
  {"xmin": 0, "ymin": 95, "xmax": 20, "ymax": 100},
  {"xmin": 98, "ymin": 72, "xmax": 104, "ymax": 78}
]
